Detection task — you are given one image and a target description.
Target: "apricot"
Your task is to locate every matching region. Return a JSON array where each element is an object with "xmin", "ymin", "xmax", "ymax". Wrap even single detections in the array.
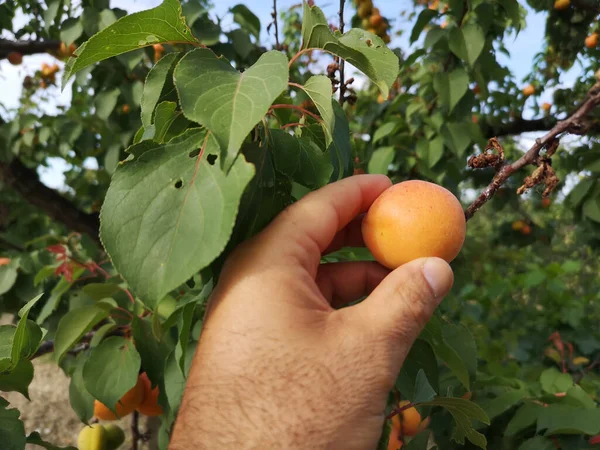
[
  {"xmin": 104, "ymin": 424, "xmax": 126, "ymax": 449},
  {"xmin": 387, "ymin": 428, "xmax": 403, "ymax": 450},
  {"xmin": 521, "ymin": 224, "xmax": 532, "ymax": 235},
  {"xmin": 472, "ymin": 85, "xmax": 481, "ymax": 95},
  {"xmin": 585, "ymin": 33, "xmax": 598, "ymax": 49},
  {"xmin": 440, "ymin": 21, "xmax": 449, "ymax": 29},
  {"xmin": 522, "ymin": 84, "xmax": 535, "ymax": 97},
  {"xmin": 93, "ymin": 377, "xmax": 145, "ymax": 420},
  {"xmin": 77, "ymin": 424, "xmax": 107, "ymax": 450},
  {"xmin": 542, "ymin": 102, "xmax": 551, "ymax": 112},
  {"xmin": 7, "ymin": 52, "xmax": 22, "ymax": 65},
  {"xmin": 382, "ymin": 34, "xmax": 391, "ymax": 44},
  {"xmin": 554, "ymin": 0, "xmax": 570, "ymax": 9},
  {"xmin": 122, "ymin": 104, "xmax": 131, "ymax": 114},
  {"xmin": 0, "ymin": 258, "xmax": 10, "ymax": 266},
  {"xmin": 541, "ymin": 197, "xmax": 551, "ymax": 208},
  {"xmin": 391, "ymin": 401, "xmax": 423, "ymax": 437},
  {"xmin": 358, "ymin": 1, "xmax": 373, "ymax": 18},
  {"xmin": 362, "ymin": 180, "xmax": 466, "ymax": 269},
  {"xmin": 137, "ymin": 373, "xmax": 163, "ymax": 416},
  {"xmin": 512, "ymin": 220, "xmax": 525, "ymax": 231},
  {"xmin": 369, "ymin": 14, "xmax": 384, "ymax": 28}
]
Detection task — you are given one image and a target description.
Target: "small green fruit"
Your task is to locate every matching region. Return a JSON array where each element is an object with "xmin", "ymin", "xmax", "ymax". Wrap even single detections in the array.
[
  {"xmin": 77, "ymin": 424, "xmax": 107, "ymax": 450},
  {"xmin": 104, "ymin": 423, "xmax": 126, "ymax": 449}
]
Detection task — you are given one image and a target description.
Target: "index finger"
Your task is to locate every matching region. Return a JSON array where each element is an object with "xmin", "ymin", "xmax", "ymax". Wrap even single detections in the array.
[{"xmin": 261, "ymin": 174, "xmax": 392, "ymax": 275}]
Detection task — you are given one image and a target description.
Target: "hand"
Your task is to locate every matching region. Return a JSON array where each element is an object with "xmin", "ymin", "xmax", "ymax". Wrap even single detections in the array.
[{"xmin": 170, "ymin": 175, "xmax": 454, "ymax": 450}]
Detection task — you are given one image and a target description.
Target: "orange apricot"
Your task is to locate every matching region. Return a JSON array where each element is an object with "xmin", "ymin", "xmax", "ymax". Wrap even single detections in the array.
[
  {"xmin": 0, "ymin": 258, "xmax": 11, "ymax": 266},
  {"xmin": 93, "ymin": 377, "xmax": 145, "ymax": 421},
  {"xmin": 122, "ymin": 104, "xmax": 131, "ymax": 114},
  {"xmin": 541, "ymin": 197, "xmax": 551, "ymax": 208},
  {"xmin": 554, "ymin": 0, "xmax": 570, "ymax": 9},
  {"xmin": 369, "ymin": 14, "xmax": 384, "ymax": 28},
  {"xmin": 585, "ymin": 33, "xmax": 598, "ymax": 49},
  {"xmin": 541, "ymin": 102, "xmax": 551, "ymax": 112},
  {"xmin": 521, "ymin": 224, "xmax": 532, "ymax": 235},
  {"xmin": 523, "ymin": 84, "xmax": 535, "ymax": 97},
  {"xmin": 387, "ymin": 428, "xmax": 404, "ymax": 450},
  {"xmin": 136, "ymin": 373, "xmax": 163, "ymax": 417},
  {"xmin": 7, "ymin": 52, "xmax": 22, "ymax": 65},
  {"xmin": 391, "ymin": 401, "xmax": 423, "ymax": 437},
  {"xmin": 361, "ymin": 180, "xmax": 466, "ymax": 269}
]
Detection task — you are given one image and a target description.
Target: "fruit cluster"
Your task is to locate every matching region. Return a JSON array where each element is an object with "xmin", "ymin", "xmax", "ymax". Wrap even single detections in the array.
[
  {"xmin": 354, "ymin": 0, "xmax": 391, "ymax": 44},
  {"xmin": 387, "ymin": 401, "xmax": 430, "ymax": 450}
]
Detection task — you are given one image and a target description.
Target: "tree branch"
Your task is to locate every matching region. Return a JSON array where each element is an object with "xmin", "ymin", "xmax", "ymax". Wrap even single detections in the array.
[
  {"xmin": 0, "ymin": 158, "xmax": 100, "ymax": 244},
  {"xmin": 338, "ymin": 0, "xmax": 345, "ymax": 104},
  {"xmin": 465, "ymin": 82, "xmax": 600, "ymax": 220},
  {"xmin": 272, "ymin": 0, "xmax": 280, "ymax": 50},
  {"xmin": 0, "ymin": 39, "xmax": 61, "ymax": 59}
]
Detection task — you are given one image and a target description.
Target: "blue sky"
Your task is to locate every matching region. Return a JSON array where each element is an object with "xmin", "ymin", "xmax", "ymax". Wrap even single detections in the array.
[{"xmin": 0, "ymin": 0, "xmax": 583, "ymax": 189}]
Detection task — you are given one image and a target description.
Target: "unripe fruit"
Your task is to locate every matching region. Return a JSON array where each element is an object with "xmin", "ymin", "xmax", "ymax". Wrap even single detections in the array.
[
  {"xmin": 554, "ymin": 0, "xmax": 570, "ymax": 9},
  {"xmin": 137, "ymin": 373, "xmax": 163, "ymax": 417},
  {"xmin": 358, "ymin": 2, "xmax": 372, "ymax": 18},
  {"xmin": 391, "ymin": 401, "xmax": 423, "ymax": 437},
  {"xmin": 78, "ymin": 424, "xmax": 107, "ymax": 450},
  {"xmin": 512, "ymin": 220, "xmax": 525, "ymax": 231},
  {"xmin": 585, "ymin": 33, "xmax": 598, "ymax": 49},
  {"xmin": 361, "ymin": 18, "xmax": 370, "ymax": 29},
  {"xmin": 362, "ymin": 181, "xmax": 466, "ymax": 269},
  {"xmin": 542, "ymin": 102, "xmax": 551, "ymax": 112},
  {"xmin": 104, "ymin": 424, "xmax": 126, "ymax": 449},
  {"xmin": 94, "ymin": 378, "xmax": 145, "ymax": 420},
  {"xmin": 522, "ymin": 84, "xmax": 535, "ymax": 97},
  {"xmin": 7, "ymin": 52, "xmax": 22, "ymax": 65}
]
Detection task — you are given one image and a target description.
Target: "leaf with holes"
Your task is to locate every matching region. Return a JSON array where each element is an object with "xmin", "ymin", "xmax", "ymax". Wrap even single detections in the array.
[
  {"xmin": 301, "ymin": 3, "xmax": 398, "ymax": 98},
  {"xmin": 62, "ymin": 0, "xmax": 197, "ymax": 88},
  {"xmin": 174, "ymin": 48, "xmax": 288, "ymax": 170},
  {"xmin": 100, "ymin": 129, "xmax": 255, "ymax": 308}
]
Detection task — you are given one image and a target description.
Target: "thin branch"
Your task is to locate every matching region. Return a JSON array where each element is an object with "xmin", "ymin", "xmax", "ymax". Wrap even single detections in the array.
[
  {"xmin": 270, "ymin": 104, "xmax": 323, "ymax": 123},
  {"xmin": 465, "ymin": 82, "xmax": 600, "ymax": 221},
  {"xmin": 338, "ymin": 0, "xmax": 345, "ymax": 105},
  {"xmin": 272, "ymin": 0, "xmax": 281, "ymax": 50},
  {"xmin": 385, "ymin": 402, "xmax": 416, "ymax": 421},
  {"xmin": 131, "ymin": 410, "xmax": 140, "ymax": 450},
  {"xmin": 288, "ymin": 48, "xmax": 312, "ymax": 68},
  {"xmin": 0, "ymin": 39, "xmax": 61, "ymax": 59}
]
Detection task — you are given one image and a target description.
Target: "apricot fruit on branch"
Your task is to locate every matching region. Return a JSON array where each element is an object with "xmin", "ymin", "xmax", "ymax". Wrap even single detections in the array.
[
  {"xmin": 137, "ymin": 372, "xmax": 164, "ymax": 416},
  {"xmin": 362, "ymin": 180, "xmax": 466, "ymax": 269},
  {"xmin": 77, "ymin": 424, "xmax": 107, "ymax": 450}
]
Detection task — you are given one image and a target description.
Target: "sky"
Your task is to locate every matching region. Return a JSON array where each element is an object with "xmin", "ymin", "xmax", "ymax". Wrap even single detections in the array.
[{"xmin": 0, "ymin": 0, "xmax": 584, "ymax": 191}]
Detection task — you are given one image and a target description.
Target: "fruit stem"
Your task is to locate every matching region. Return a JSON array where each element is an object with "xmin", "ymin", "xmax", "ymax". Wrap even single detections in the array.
[{"xmin": 385, "ymin": 401, "xmax": 416, "ymax": 421}]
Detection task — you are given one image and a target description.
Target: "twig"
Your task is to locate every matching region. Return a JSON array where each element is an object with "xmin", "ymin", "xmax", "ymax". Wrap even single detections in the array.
[
  {"xmin": 338, "ymin": 0, "xmax": 345, "ymax": 104},
  {"xmin": 273, "ymin": 0, "xmax": 280, "ymax": 50},
  {"xmin": 131, "ymin": 410, "xmax": 139, "ymax": 450},
  {"xmin": 288, "ymin": 48, "xmax": 312, "ymax": 68},
  {"xmin": 385, "ymin": 401, "xmax": 416, "ymax": 421},
  {"xmin": 465, "ymin": 82, "xmax": 600, "ymax": 221},
  {"xmin": 270, "ymin": 104, "xmax": 323, "ymax": 123}
]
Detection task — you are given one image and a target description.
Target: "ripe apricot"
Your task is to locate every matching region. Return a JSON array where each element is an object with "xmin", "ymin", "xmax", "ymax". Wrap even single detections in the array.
[
  {"xmin": 522, "ymin": 84, "xmax": 535, "ymax": 97},
  {"xmin": 358, "ymin": 1, "xmax": 373, "ymax": 18},
  {"xmin": 93, "ymin": 377, "xmax": 145, "ymax": 420},
  {"xmin": 542, "ymin": 102, "xmax": 551, "ymax": 112},
  {"xmin": 387, "ymin": 428, "xmax": 403, "ymax": 450},
  {"xmin": 7, "ymin": 52, "xmax": 22, "ymax": 65},
  {"xmin": 369, "ymin": 14, "xmax": 384, "ymax": 28},
  {"xmin": 122, "ymin": 104, "xmax": 131, "ymax": 114},
  {"xmin": 0, "ymin": 258, "xmax": 11, "ymax": 266},
  {"xmin": 521, "ymin": 224, "xmax": 532, "ymax": 235},
  {"xmin": 554, "ymin": 0, "xmax": 570, "ymax": 9},
  {"xmin": 362, "ymin": 180, "xmax": 466, "ymax": 269},
  {"xmin": 512, "ymin": 220, "xmax": 525, "ymax": 231},
  {"xmin": 585, "ymin": 33, "xmax": 598, "ymax": 49},
  {"xmin": 391, "ymin": 401, "xmax": 423, "ymax": 437},
  {"xmin": 137, "ymin": 373, "xmax": 163, "ymax": 416}
]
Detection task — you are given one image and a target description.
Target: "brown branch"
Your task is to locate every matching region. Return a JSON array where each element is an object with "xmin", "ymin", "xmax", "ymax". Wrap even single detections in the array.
[
  {"xmin": 0, "ymin": 158, "xmax": 100, "ymax": 243},
  {"xmin": 272, "ymin": 0, "xmax": 280, "ymax": 50},
  {"xmin": 0, "ymin": 39, "xmax": 61, "ymax": 59},
  {"xmin": 465, "ymin": 82, "xmax": 600, "ymax": 220},
  {"xmin": 338, "ymin": 0, "xmax": 345, "ymax": 105},
  {"xmin": 131, "ymin": 410, "xmax": 140, "ymax": 450}
]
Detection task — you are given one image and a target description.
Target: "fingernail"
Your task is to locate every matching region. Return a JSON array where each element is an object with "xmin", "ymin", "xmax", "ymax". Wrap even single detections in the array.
[{"xmin": 422, "ymin": 258, "xmax": 453, "ymax": 298}]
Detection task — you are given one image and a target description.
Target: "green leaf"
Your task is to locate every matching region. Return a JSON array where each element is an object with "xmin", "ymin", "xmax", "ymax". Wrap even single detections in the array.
[
  {"xmin": 0, "ymin": 359, "xmax": 34, "ymax": 399},
  {"xmin": 421, "ymin": 316, "xmax": 470, "ymax": 390},
  {"xmin": 518, "ymin": 436, "xmax": 555, "ymax": 450},
  {"xmin": 0, "ymin": 326, "xmax": 15, "ymax": 372},
  {"xmin": 164, "ymin": 349, "xmax": 186, "ymax": 414},
  {"xmin": 69, "ymin": 353, "xmax": 95, "ymax": 424},
  {"xmin": 397, "ymin": 339, "xmax": 439, "ymax": 402},
  {"xmin": 413, "ymin": 369, "xmax": 436, "ymax": 403},
  {"xmin": 373, "ymin": 122, "xmax": 400, "ymax": 144},
  {"xmin": 94, "ymin": 88, "xmax": 120, "ymax": 120},
  {"xmin": 449, "ymin": 24, "xmax": 485, "ymax": 66},
  {"xmin": 63, "ymin": 0, "xmax": 197, "ymax": 87},
  {"xmin": 0, "ymin": 399, "xmax": 26, "ymax": 450},
  {"xmin": 404, "ymin": 430, "xmax": 434, "ymax": 450},
  {"xmin": 54, "ymin": 306, "xmax": 109, "ymax": 362},
  {"xmin": 27, "ymin": 432, "xmax": 77, "ymax": 450},
  {"xmin": 411, "ymin": 9, "xmax": 438, "ymax": 43},
  {"xmin": 231, "ymin": 4, "xmax": 260, "ymax": 40},
  {"xmin": 540, "ymin": 367, "xmax": 573, "ymax": 394},
  {"xmin": 141, "ymin": 52, "xmax": 179, "ymax": 129},
  {"xmin": 37, "ymin": 267, "xmax": 86, "ymax": 324},
  {"xmin": 60, "ymin": 17, "xmax": 83, "ymax": 46},
  {"xmin": 326, "ymin": 102, "xmax": 353, "ymax": 180},
  {"xmin": 499, "ymin": 0, "xmax": 522, "ymax": 31},
  {"xmin": 132, "ymin": 317, "xmax": 175, "ymax": 388},
  {"xmin": 82, "ymin": 336, "xmax": 141, "ymax": 416},
  {"xmin": 230, "ymin": 29, "xmax": 253, "ymax": 59},
  {"xmin": 100, "ymin": 129, "xmax": 255, "ymax": 307},
  {"xmin": 442, "ymin": 122, "xmax": 472, "ymax": 157},
  {"xmin": 583, "ymin": 196, "xmax": 600, "ymax": 223},
  {"xmin": 537, "ymin": 405, "xmax": 600, "ymax": 435},
  {"xmin": 368, "ymin": 146, "xmax": 395, "ymax": 175},
  {"xmin": 299, "ymin": 76, "xmax": 335, "ymax": 146},
  {"xmin": 505, "ymin": 402, "xmax": 544, "ymax": 436},
  {"xmin": 81, "ymin": 283, "xmax": 121, "ymax": 302},
  {"xmin": 0, "ymin": 265, "xmax": 17, "ymax": 295},
  {"xmin": 434, "ymin": 68, "xmax": 469, "ymax": 113},
  {"xmin": 174, "ymin": 48, "xmax": 288, "ymax": 169},
  {"xmin": 301, "ymin": 3, "xmax": 398, "ymax": 98},
  {"xmin": 568, "ymin": 178, "xmax": 595, "ymax": 208},
  {"xmin": 176, "ymin": 302, "xmax": 195, "ymax": 375},
  {"xmin": 479, "ymin": 389, "xmax": 527, "ymax": 421},
  {"xmin": 152, "ymin": 101, "xmax": 183, "ymax": 143},
  {"xmin": 270, "ymin": 130, "xmax": 333, "ymax": 189},
  {"xmin": 428, "ymin": 135, "xmax": 444, "ymax": 168},
  {"xmin": 420, "ymin": 397, "xmax": 489, "ymax": 449},
  {"xmin": 442, "ymin": 323, "xmax": 477, "ymax": 379},
  {"xmin": 12, "ymin": 294, "xmax": 44, "ymax": 364}
]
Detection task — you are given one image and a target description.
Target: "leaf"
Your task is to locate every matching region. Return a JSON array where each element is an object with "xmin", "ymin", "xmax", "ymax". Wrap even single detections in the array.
[
  {"xmin": 301, "ymin": 2, "xmax": 398, "ymax": 98},
  {"xmin": 479, "ymin": 389, "xmax": 527, "ymax": 421},
  {"xmin": 397, "ymin": 339, "xmax": 439, "ymax": 401},
  {"xmin": 152, "ymin": 101, "xmax": 182, "ymax": 143},
  {"xmin": 404, "ymin": 430, "xmax": 434, "ymax": 450},
  {"xmin": 583, "ymin": 196, "xmax": 600, "ymax": 223},
  {"xmin": 141, "ymin": 52, "xmax": 179, "ymax": 129},
  {"xmin": 421, "ymin": 316, "xmax": 470, "ymax": 390},
  {"xmin": 373, "ymin": 122, "xmax": 400, "ymax": 144},
  {"xmin": 176, "ymin": 302, "xmax": 195, "ymax": 375},
  {"xmin": 500, "ymin": 0, "xmax": 522, "ymax": 31},
  {"xmin": 518, "ymin": 436, "xmax": 555, "ymax": 450},
  {"xmin": 442, "ymin": 323, "xmax": 477, "ymax": 379},
  {"xmin": 326, "ymin": 102, "xmax": 353, "ymax": 180},
  {"xmin": 26, "ymin": 432, "xmax": 77, "ymax": 450},
  {"xmin": 231, "ymin": 4, "xmax": 260, "ymax": 40},
  {"xmin": 540, "ymin": 367, "xmax": 573, "ymax": 394},
  {"xmin": 94, "ymin": 88, "xmax": 120, "ymax": 120},
  {"xmin": 54, "ymin": 306, "xmax": 109, "ymax": 362},
  {"xmin": 420, "ymin": 397, "xmax": 489, "ymax": 449},
  {"xmin": 164, "ymin": 349, "xmax": 186, "ymax": 414},
  {"xmin": 449, "ymin": 24, "xmax": 485, "ymax": 66},
  {"xmin": 81, "ymin": 283, "xmax": 121, "ymax": 301},
  {"xmin": 411, "ymin": 9, "xmax": 438, "ymax": 43},
  {"xmin": 413, "ymin": 369, "xmax": 436, "ymax": 403},
  {"xmin": 270, "ymin": 130, "xmax": 333, "ymax": 189},
  {"xmin": 442, "ymin": 122, "xmax": 472, "ymax": 157},
  {"xmin": 0, "ymin": 265, "xmax": 17, "ymax": 295},
  {"xmin": 100, "ymin": 129, "xmax": 255, "ymax": 307},
  {"xmin": 537, "ymin": 405, "xmax": 600, "ymax": 435},
  {"xmin": 505, "ymin": 402, "xmax": 544, "ymax": 436},
  {"xmin": 299, "ymin": 75, "xmax": 335, "ymax": 146},
  {"xmin": 0, "ymin": 359, "xmax": 34, "ymax": 399},
  {"xmin": 132, "ymin": 317, "xmax": 174, "ymax": 388},
  {"xmin": 0, "ymin": 399, "xmax": 26, "ymax": 450},
  {"xmin": 37, "ymin": 267, "xmax": 86, "ymax": 324},
  {"xmin": 12, "ymin": 294, "xmax": 44, "ymax": 364},
  {"xmin": 63, "ymin": 0, "xmax": 197, "ymax": 87},
  {"xmin": 230, "ymin": 29, "xmax": 253, "ymax": 59},
  {"xmin": 60, "ymin": 17, "xmax": 83, "ymax": 46},
  {"xmin": 174, "ymin": 49, "xmax": 288, "ymax": 169},
  {"xmin": 69, "ymin": 354, "xmax": 95, "ymax": 424},
  {"xmin": 0, "ymin": 326, "xmax": 15, "ymax": 372},
  {"xmin": 428, "ymin": 135, "xmax": 444, "ymax": 168},
  {"xmin": 368, "ymin": 147, "xmax": 395, "ymax": 175},
  {"xmin": 82, "ymin": 336, "xmax": 141, "ymax": 416},
  {"xmin": 434, "ymin": 68, "xmax": 469, "ymax": 113}
]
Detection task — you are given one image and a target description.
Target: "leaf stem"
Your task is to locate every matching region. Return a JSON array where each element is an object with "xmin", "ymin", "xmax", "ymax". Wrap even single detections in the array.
[
  {"xmin": 288, "ymin": 48, "xmax": 312, "ymax": 68},
  {"xmin": 270, "ymin": 104, "xmax": 322, "ymax": 123},
  {"xmin": 288, "ymin": 82, "xmax": 303, "ymax": 90}
]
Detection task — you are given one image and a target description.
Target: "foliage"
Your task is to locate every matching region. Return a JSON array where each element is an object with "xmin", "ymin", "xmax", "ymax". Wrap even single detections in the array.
[{"xmin": 1, "ymin": 0, "xmax": 600, "ymax": 448}]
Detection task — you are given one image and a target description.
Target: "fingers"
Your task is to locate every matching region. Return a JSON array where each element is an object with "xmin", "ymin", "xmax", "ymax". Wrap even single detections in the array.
[
  {"xmin": 323, "ymin": 216, "xmax": 365, "ymax": 255},
  {"xmin": 353, "ymin": 257, "xmax": 454, "ymax": 364},
  {"xmin": 262, "ymin": 175, "xmax": 391, "ymax": 274},
  {"xmin": 316, "ymin": 261, "xmax": 390, "ymax": 309}
]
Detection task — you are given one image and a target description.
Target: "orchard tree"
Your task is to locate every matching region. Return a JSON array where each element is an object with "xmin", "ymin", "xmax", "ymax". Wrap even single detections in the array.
[{"xmin": 1, "ymin": 0, "xmax": 600, "ymax": 449}]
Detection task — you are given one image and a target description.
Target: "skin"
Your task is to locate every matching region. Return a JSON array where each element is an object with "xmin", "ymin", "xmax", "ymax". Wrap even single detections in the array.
[{"xmin": 169, "ymin": 175, "xmax": 454, "ymax": 450}]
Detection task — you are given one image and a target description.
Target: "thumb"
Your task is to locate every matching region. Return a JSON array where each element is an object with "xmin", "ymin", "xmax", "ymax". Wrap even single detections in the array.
[{"xmin": 354, "ymin": 257, "xmax": 454, "ymax": 365}]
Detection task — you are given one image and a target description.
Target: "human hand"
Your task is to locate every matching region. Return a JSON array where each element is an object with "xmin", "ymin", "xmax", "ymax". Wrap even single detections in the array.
[{"xmin": 170, "ymin": 175, "xmax": 454, "ymax": 450}]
